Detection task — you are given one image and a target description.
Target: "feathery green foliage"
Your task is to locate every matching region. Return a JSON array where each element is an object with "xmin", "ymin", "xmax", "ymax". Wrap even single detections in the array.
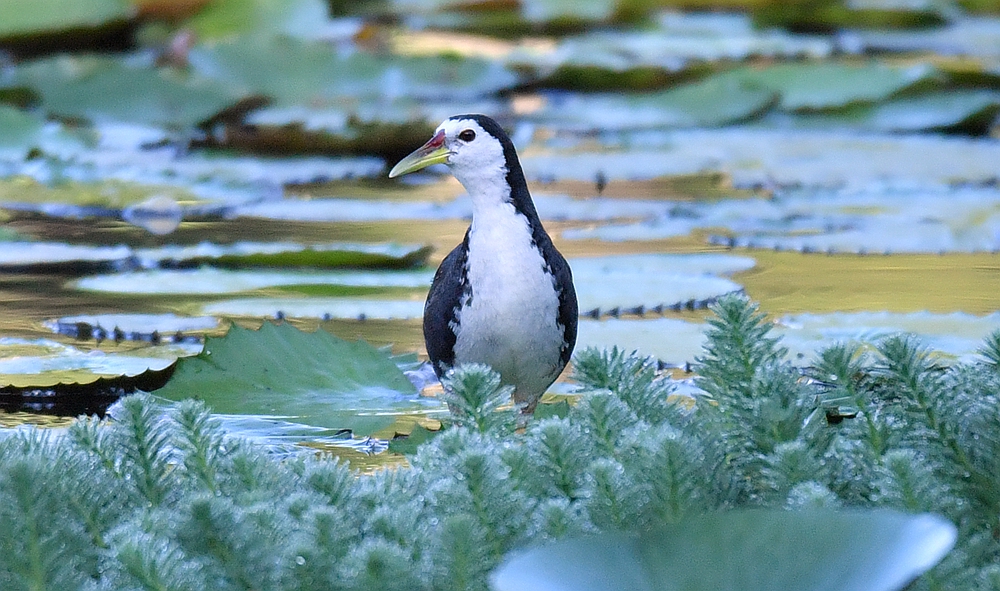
[{"xmin": 0, "ymin": 294, "xmax": 997, "ymax": 590}]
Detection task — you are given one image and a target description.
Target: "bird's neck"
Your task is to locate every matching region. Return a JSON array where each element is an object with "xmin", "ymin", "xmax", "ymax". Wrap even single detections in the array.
[{"xmin": 454, "ymin": 157, "xmax": 543, "ymax": 232}]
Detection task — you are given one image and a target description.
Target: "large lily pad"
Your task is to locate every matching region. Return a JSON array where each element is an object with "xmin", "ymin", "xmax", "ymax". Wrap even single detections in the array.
[
  {"xmin": 719, "ymin": 62, "xmax": 939, "ymax": 111},
  {"xmin": 186, "ymin": 0, "xmax": 357, "ymax": 42},
  {"xmin": 0, "ymin": 0, "xmax": 130, "ymax": 39},
  {"xmin": 135, "ymin": 242, "xmax": 432, "ymax": 270},
  {"xmin": 10, "ymin": 54, "xmax": 244, "ymax": 127},
  {"xmin": 533, "ymin": 76, "xmax": 776, "ymax": 130},
  {"xmin": 525, "ymin": 128, "xmax": 1000, "ymax": 189},
  {"xmin": 492, "ymin": 509, "xmax": 956, "ymax": 591},
  {"xmin": 573, "ymin": 254, "xmax": 752, "ymax": 316},
  {"xmin": 0, "ymin": 106, "xmax": 46, "ymax": 158},
  {"xmin": 74, "ymin": 267, "xmax": 434, "ymax": 294},
  {"xmin": 154, "ymin": 322, "xmax": 437, "ymax": 435},
  {"xmin": 201, "ymin": 297, "xmax": 426, "ymax": 320},
  {"xmin": 188, "ymin": 38, "xmax": 517, "ymax": 107},
  {"xmin": 777, "ymin": 311, "xmax": 1000, "ymax": 363}
]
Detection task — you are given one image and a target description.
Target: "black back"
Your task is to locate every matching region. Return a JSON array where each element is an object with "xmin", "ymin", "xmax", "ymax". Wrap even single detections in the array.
[{"xmin": 424, "ymin": 115, "xmax": 578, "ymax": 376}]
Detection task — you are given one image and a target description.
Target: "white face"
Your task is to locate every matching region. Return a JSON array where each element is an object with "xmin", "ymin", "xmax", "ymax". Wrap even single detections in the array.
[{"xmin": 436, "ymin": 118, "xmax": 506, "ymax": 189}]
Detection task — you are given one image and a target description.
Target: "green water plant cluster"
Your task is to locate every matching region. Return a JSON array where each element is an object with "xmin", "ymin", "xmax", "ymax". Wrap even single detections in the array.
[{"xmin": 1, "ymin": 295, "xmax": 998, "ymax": 590}]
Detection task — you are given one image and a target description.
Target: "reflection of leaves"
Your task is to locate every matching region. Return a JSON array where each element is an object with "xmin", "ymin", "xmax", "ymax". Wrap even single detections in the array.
[
  {"xmin": 154, "ymin": 322, "xmax": 430, "ymax": 435},
  {"xmin": 492, "ymin": 509, "xmax": 955, "ymax": 591},
  {"xmin": 11, "ymin": 55, "xmax": 243, "ymax": 127}
]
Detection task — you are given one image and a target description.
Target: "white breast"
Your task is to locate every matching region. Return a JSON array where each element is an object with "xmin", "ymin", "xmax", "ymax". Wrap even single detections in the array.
[{"xmin": 452, "ymin": 202, "xmax": 565, "ymax": 400}]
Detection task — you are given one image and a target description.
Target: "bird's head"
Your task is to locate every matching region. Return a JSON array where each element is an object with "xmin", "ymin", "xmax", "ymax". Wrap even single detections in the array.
[{"xmin": 389, "ymin": 115, "xmax": 510, "ymax": 192}]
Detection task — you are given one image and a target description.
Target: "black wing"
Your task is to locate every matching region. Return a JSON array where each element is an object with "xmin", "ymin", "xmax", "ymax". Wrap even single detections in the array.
[
  {"xmin": 546, "ymin": 246, "xmax": 578, "ymax": 367},
  {"xmin": 423, "ymin": 232, "xmax": 470, "ymax": 378}
]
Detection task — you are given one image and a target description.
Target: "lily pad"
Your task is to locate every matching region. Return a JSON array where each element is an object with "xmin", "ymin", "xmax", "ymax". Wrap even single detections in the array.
[
  {"xmin": 573, "ymin": 254, "xmax": 752, "ymax": 316},
  {"xmin": 44, "ymin": 313, "xmax": 219, "ymax": 342},
  {"xmin": 134, "ymin": 242, "xmax": 432, "ymax": 270},
  {"xmin": 526, "ymin": 128, "xmax": 1000, "ymax": 189},
  {"xmin": 533, "ymin": 76, "xmax": 776, "ymax": 130},
  {"xmin": 721, "ymin": 62, "xmax": 940, "ymax": 111},
  {"xmin": 186, "ymin": 0, "xmax": 357, "ymax": 42},
  {"xmin": 74, "ymin": 267, "xmax": 434, "ymax": 294},
  {"xmin": 508, "ymin": 13, "xmax": 833, "ymax": 90},
  {"xmin": 0, "ymin": 105, "xmax": 46, "ymax": 158},
  {"xmin": 10, "ymin": 54, "xmax": 244, "ymax": 127},
  {"xmin": 0, "ymin": 336, "xmax": 191, "ymax": 389},
  {"xmin": 0, "ymin": 242, "xmax": 131, "ymax": 273},
  {"xmin": 153, "ymin": 322, "xmax": 439, "ymax": 435},
  {"xmin": 0, "ymin": 0, "xmax": 130, "ymax": 39},
  {"xmin": 576, "ymin": 317, "xmax": 708, "ymax": 365},
  {"xmin": 234, "ymin": 194, "xmax": 674, "ymax": 223},
  {"xmin": 777, "ymin": 311, "xmax": 1000, "ymax": 363},
  {"xmin": 849, "ymin": 16, "xmax": 1000, "ymax": 61},
  {"xmin": 864, "ymin": 90, "xmax": 1000, "ymax": 133},
  {"xmin": 188, "ymin": 38, "xmax": 517, "ymax": 108},
  {"xmin": 201, "ymin": 298, "xmax": 425, "ymax": 320},
  {"xmin": 491, "ymin": 509, "xmax": 955, "ymax": 591}
]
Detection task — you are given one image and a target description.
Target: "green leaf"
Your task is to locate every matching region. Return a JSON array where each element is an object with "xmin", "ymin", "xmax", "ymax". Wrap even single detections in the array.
[
  {"xmin": 11, "ymin": 54, "xmax": 243, "ymax": 127},
  {"xmin": 0, "ymin": 0, "xmax": 129, "ymax": 38},
  {"xmin": 387, "ymin": 423, "xmax": 441, "ymax": 455},
  {"xmin": 154, "ymin": 322, "xmax": 427, "ymax": 435},
  {"xmin": 0, "ymin": 105, "xmax": 44, "ymax": 153},
  {"xmin": 865, "ymin": 90, "xmax": 1000, "ymax": 133},
  {"xmin": 188, "ymin": 38, "xmax": 516, "ymax": 108},
  {"xmin": 491, "ymin": 509, "xmax": 956, "ymax": 591},
  {"xmin": 724, "ymin": 62, "xmax": 939, "ymax": 111},
  {"xmin": 536, "ymin": 76, "xmax": 776, "ymax": 129}
]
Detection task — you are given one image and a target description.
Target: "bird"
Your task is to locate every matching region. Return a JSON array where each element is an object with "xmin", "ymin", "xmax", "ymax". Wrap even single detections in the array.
[{"xmin": 389, "ymin": 114, "xmax": 578, "ymax": 414}]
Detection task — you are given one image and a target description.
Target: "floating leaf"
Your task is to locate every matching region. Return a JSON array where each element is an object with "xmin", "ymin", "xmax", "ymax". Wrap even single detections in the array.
[
  {"xmin": 185, "ymin": 0, "xmax": 355, "ymax": 41},
  {"xmin": 576, "ymin": 317, "xmax": 708, "ymax": 365},
  {"xmin": 0, "ymin": 105, "xmax": 45, "ymax": 158},
  {"xmin": 722, "ymin": 62, "xmax": 939, "ymax": 111},
  {"xmin": 534, "ymin": 76, "xmax": 776, "ymax": 129},
  {"xmin": 525, "ymin": 128, "xmax": 1000, "ymax": 188},
  {"xmin": 201, "ymin": 298, "xmax": 425, "ymax": 320},
  {"xmin": 154, "ymin": 322, "xmax": 437, "ymax": 435},
  {"xmin": 11, "ymin": 54, "xmax": 243, "ymax": 127},
  {"xmin": 188, "ymin": 38, "xmax": 517, "ymax": 107},
  {"xmin": 492, "ymin": 509, "xmax": 956, "ymax": 591},
  {"xmin": 777, "ymin": 311, "xmax": 1000, "ymax": 363},
  {"xmin": 573, "ymin": 254, "xmax": 752, "ymax": 316},
  {"xmin": 44, "ymin": 313, "xmax": 219, "ymax": 342},
  {"xmin": 864, "ymin": 90, "xmax": 1000, "ymax": 133},
  {"xmin": 74, "ymin": 267, "xmax": 434, "ymax": 294},
  {"xmin": 0, "ymin": 0, "xmax": 130, "ymax": 39},
  {"xmin": 134, "ymin": 242, "xmax": 432, "ymax": 270},
  {"xmin": 0, "ymin": 242, "xmax": 131, "ymax": 273}
]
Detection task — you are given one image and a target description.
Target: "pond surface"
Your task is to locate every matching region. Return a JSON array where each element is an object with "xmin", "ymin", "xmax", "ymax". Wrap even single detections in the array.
[{"xmin": 1, "ymin": 0, "xmax": 999, "ymax": 469}]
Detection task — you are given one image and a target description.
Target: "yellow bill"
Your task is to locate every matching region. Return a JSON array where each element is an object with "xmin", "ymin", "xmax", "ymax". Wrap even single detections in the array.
[{"xmin": 388, "ymin": 130, "xmax": 450, "ymax": 178}]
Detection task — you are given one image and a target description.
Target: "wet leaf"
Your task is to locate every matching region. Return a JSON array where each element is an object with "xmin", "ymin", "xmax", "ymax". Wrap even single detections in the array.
[
  {"xmin": 387, "ymin": 422, "xmax": 441, "ymax": 455},
  {"xmin": 200, "ymin": 298, "xmax": 425, "ymax": 320},
  {"xmin": 75, "ymin": 267, "xmax": 434, "ymax": 294},
  {"xmin": 188, "ymin": 38, "xmax": 517, "ymax": 107},
  {"xmin": 135, "ymin": 242, "xmax": 432, "ymax": 270},
  {"xmin": 777, "ymin": 311, "xmax": 1000, "ymax": 363},
  {"xmin": 185, "ymin": 0, "xmax": 354, "ymax": 41},
  {"xmin": 0, "ymin": 105, "xmax": 45, "ymax": 157},
  {"xmin": 573, "ymin": 254, "xmax": 752, "ymax": 316},
  {"xmin": 45, "ymin": 313, "xmax": 219, "ymax": 342},
  {"xmin": 723, "ymin": 62, "xmax": 939, "ymax": 111},
  {"xmin": 0, "ymin": 0, "xmax": 130, "ymax": 38},
  {"xmin": 11, "ymin": 54, "xmax": 243, "ymax": 127},
  {"xmin": 0, "ymin": 336, "xmax": 186, "ymax": 389},
  {"xmin": 533, "ymin": 76, "xmax": 776, "ymax": 129},
  {"xmin": 576, "ymin": 317, "xmax": 708, "ymax": 365},
  {"xmin": 0, "ymin": 242, "xmax": 131, "ymax": 273},
  {"xmin": 864, "ymin": 90, "xmax": 1000, "ymax": 133},
  {"xmin": 154, "ymin": 322, "xmax": 436, "ymax": 435},
  {"xmin": 492, "ymin": 509, "xmax": 955, "ymax": 591}
]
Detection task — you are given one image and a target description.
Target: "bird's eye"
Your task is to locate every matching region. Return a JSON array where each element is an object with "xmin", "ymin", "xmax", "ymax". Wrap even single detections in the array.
[{"xmin": 458, "ymin": 129, "xmax": 476, "ymax": 142}]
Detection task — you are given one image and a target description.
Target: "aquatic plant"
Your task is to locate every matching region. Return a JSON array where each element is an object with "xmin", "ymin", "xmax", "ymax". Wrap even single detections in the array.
[{"xmin": 0, "ymin": 295, "xmax": 997, "ymax": 590}]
